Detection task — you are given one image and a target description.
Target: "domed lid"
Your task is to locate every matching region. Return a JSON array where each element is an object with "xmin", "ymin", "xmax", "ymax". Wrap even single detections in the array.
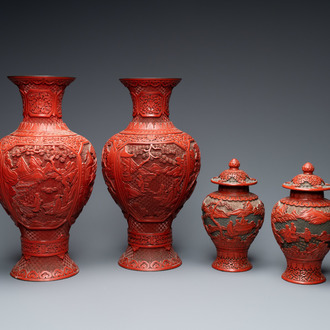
[
  {"xmin": 282, "ymin": 162, "xmax": 330, "ymax": 191},
  {"xmin": 211, "ymin": 159, "xmax": 257, "ymax": 186}
]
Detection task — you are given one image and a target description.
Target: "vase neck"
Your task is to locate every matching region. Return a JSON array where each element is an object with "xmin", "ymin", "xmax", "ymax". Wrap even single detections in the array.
[
  {"xmin": 120, "ymin": 78, "xmax": 181, "ymax": 119},
  {"xmin": 8, "ymin": 76, "xmax": 75, "ymax": 123},
  {"xmin": 218, "ymin": 186, "xmax": 250, "ymax": 194},
  {"xmin": 290, "ymin": 190, "xmax": 324, "ymax": 200}
]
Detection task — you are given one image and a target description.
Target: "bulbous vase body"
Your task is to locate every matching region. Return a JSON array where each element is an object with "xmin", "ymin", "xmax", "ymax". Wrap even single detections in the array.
[
  {"xmin": 271, "ymin": 163, "xmax": 330, "ymax": 284},
  {"xmin": 102, "ymin": 78, "xmax": 200, "ymax": 271},
  {"xmin": 0, "ymin": 76, "xmax": 97, "ymax": 281},
  {"xmin": 202, "ymin": 159, "xmax": 264, "ymax": 271}
]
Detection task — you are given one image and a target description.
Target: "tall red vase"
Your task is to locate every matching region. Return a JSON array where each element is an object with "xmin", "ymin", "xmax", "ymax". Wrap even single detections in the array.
[
  {"xmin": 0, "ymin": 76, "xmax": 97, "ymax": 281},
  {"xmin": 102, "ymin": 78, "xmax": 200, "ymax": 271}
]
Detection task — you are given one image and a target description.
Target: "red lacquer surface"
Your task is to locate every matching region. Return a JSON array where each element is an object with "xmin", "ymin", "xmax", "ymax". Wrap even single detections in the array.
[
  {"xmin": 202, "ymin": 159, "xmax": 264, "ymax": 272},
  {"xmin": 0, "ymin": 76, "xmax": 97, "ymax": 281},
  {"xmin": 102, "ymin": 78, "xmax": 200, "ymax": 271},
  {"xmin": 271, "ymin": 163, "xmax": 330, "ymax": 284}
]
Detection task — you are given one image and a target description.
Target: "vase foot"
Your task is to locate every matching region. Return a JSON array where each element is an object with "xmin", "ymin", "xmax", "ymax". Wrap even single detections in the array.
[
  {"xmin": 282, "ymin": 259, "xmax": 325, "ymax": 285},
  {"xmin": 10, "ymin": 253, "xmax": 79, "ymax": 281},
  {"xmin": 118, "ymin": 246, "xmax": 182, "ymax": 271},
  {"xmin": 212, "ymin": 249, "xmax": 252, "ymax": 272}
]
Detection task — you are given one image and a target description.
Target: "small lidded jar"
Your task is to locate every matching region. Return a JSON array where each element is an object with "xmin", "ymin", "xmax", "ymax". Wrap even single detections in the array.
[
  {"xmin": 271, "ymin": 162, "xmax": 330, "ymax": 284},
  {"xmin": 202, "ymin": 159, "xmax": 265, "ymax": 272}
]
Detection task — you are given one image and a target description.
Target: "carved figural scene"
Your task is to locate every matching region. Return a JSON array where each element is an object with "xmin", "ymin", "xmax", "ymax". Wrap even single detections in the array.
[
  {"xmin": 0, "ymin": 76, "xmax": 97, "ymax": 281},
  {"xmin": 202, "ymin": 159, "xmax": 264, "ymax": 272},
  {"xmin": 102, "ymin": 78, "xmax": 200, "ymax": 271},
  {"xmin": 271, "ymin": 162, "xmax": 330, "ymax": 284}
]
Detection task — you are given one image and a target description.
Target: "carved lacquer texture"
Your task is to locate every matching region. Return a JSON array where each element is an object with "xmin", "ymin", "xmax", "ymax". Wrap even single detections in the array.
[
  {"xmin": 102, "ymin": 78, "xmax": 200, "ymax": 271},
  {"xmin": 271, "ymin": 163, "xmax": 330, "ymax": 284},
  {"xmin": 0, "ymin": 76, "xmax": 97, "ymax": 281},
  {"xmin": 271, "ymin": 198, "xmax": 330, "ymax": 284},
  {"xmin": 202, "ymin": 191, "xmax": 264, "ymax": 271},
  {"xmin": 202, "ymin": 160, "xmax": 264, "ymax": 272}
]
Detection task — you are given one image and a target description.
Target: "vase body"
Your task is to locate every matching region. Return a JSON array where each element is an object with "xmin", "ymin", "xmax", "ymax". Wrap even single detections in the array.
[
  {"xmin": 202, "ymin": 159, "xmax": 264, "ymax": 271},
  {"xmin": 102, "ymin": 78, "xmax": 200, "ymax": 271},
  {"xmin": 271, "ymin": 163, "xmax": 330, "ymax": 284},
  {"xmin": 0, "ymin": 76, "xmax": 97, "ymax": 281}
]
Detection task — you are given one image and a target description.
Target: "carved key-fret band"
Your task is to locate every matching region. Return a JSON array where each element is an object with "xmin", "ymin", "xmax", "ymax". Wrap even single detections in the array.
[
  {"xmin": 21, "ymin": 236, "xmax": 69, "ymax": 257},
  {"xmin": 128, "ymin": 230, "xmax": 172, "ymax": 248}
]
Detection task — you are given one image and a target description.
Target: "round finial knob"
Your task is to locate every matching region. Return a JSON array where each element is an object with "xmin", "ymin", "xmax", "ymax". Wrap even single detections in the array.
[
  {"xmin": 229, "ymin": 158, "xmax": 240, "ymax": 169},
  {"xmin": 302, "ymin": 162, "xmax": 314, "ymax": 175}
]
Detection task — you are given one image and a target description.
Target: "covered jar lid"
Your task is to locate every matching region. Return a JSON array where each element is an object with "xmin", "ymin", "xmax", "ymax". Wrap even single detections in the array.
[
  {"xmin": 282, "ymin": 162, "xmax": 330, "ymax": 191},
  {"xmin": 211, "ymin": 158, "xmax": 257, "ymax": 186}
]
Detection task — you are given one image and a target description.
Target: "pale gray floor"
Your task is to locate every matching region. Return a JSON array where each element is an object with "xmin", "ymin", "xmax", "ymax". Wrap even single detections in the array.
[{"xmin": 1, "ymin": 1, "xmax": 330, "ymax": 329}]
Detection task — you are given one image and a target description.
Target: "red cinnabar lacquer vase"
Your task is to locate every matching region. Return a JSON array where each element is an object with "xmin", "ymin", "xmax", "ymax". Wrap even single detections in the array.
[
  {"xmin": 271, "ymin": 162, "xmax": 330, "ymax": 284},
  {"xmin": 202, "ymin": 159, "xmax": 264, "ymax": 271},
  {"xmin": 0, "ymin": 76, "xmax": 97, "ymax": 281},
  {"xmin": 102, "ymin": 78, "xmax": 201, "ymax": 271}
]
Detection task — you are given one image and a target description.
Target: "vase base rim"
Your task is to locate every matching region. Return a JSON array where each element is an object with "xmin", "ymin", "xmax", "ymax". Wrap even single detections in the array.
[
  {"xmin": 212, "ymin": 255, "xmax": 252, "ymax": 272},
  {"xmin": 10, "ymin": 254, "xmax": 79, "ymax": 282},
  {"xmin": 281, "ymin": 273, "xmax": 326, "ymax": 285},
  {"xmin": 10, "ymin": 270, "xmax": 79, "ymax": 282},
  {"xmin": 118, "ymin": 246, "xmax": 182, "ymax": 271},
  {"xmin": 212, "ymin": 263, "xmax": 252, "ymax": 272},
  {"xmin": 118, "ymin": 260, "xmax": 182, "ymax": 272},
  {"xmin": 281, "ymin": 258, "xmax": 326, "ymax": 284}
]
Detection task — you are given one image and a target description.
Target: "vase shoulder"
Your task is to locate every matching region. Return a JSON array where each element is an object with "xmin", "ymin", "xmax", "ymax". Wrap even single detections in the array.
[
  {"xmin": 1, "ymin": 130, "xmax": 91, "ymax": 153},
  {"xmin": 279, "ymin": 196, "xmax": 330, "ymax": 208},
  {"xmin": 272, "ymin": 199, "xmax": 330, "ymax": 225},
  {"xmin": 202, "ymin": 194, "xmax": 264, "ymax": 228},
  {"xmin": 11, "ymin": 121, "xmax": 76, "ymax": 136},
  {"xmin": 106, "ymin": 126, "xmax": 197, "ymax": 149}
]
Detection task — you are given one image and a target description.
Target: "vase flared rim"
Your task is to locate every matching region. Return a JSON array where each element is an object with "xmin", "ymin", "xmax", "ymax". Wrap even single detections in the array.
[
  {"xmin": 8, "ymin": 75, "xmax": 75, "ymax": 80},
  {"xmin": 120, "ymin": 77, "xmax": 181, "ymax": 81},
  {"xmin": 119, "ymin": 78, "xmax": 181, "ymax": 89}
]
